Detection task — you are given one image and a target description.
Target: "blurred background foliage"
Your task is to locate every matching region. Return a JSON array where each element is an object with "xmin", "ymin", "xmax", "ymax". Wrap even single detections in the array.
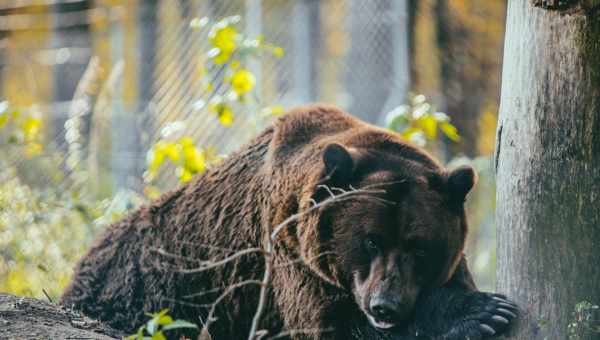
[{"xmin": 0, "ymin": 0, "xmax": 505, "ymax": 300}]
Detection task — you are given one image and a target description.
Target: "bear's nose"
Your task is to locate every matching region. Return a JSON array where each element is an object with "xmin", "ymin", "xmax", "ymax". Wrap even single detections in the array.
[{"xmin": 369, "ymin": 295, "xmax": 399, "ymax": 321}]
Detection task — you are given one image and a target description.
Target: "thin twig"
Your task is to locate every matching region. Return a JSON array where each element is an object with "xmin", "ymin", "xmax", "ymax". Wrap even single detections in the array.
[
  {"xmin": 42, "ymin": 289, "xmax": 53, "ymax": 303},
  {"xmin": 247, "ymin": 249, "xmax": 272, "ymax": 340},
  {"xmin": 171, "ymin": 241, "xmax": 244, "ymax": 253},
  {"xmin": 177, "ymin": 247, "xmax": 265, "ymax": 274},
  {"xmin": 200, "ymin": 279, "xmax": 267, "ymax": 337},
  {"xmin": 149, "ymin": 247, "xmax": 204, "ymax": 263},
  {"xmin": 183, "ymin": 280, "xmax": 264, "ymax": 299},
  {"xmin": 270, "ymin": 186, "xmax": 386, "ymax": 241},
  {"xmin": 272, "ymin": 251, "xmax": 336, "ymax": 269}
]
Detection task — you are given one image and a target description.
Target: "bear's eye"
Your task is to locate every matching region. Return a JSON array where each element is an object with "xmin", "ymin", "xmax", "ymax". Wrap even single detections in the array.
[{"xmin": 363, "ymin": 236, "xmax": 381, "ymax": 257}]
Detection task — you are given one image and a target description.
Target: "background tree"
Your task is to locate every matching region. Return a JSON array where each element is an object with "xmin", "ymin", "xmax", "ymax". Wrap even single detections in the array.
[
  {"xmin": 51, "ymin": 0, "xmax": 92, "ymax": 151},
  {"xmin": 495, "ymin": 1, "xmax": 600, "ymax": 339}
]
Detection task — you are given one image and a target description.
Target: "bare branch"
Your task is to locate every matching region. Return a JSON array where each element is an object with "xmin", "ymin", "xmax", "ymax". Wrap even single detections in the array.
[
  {"xmin": 317, "ymin": 184, "xmax": 336, "ymax": 199},
  {"xmin": 247, "ymin": 252, "xmax": 272, "ymax": 340},
  {"xmin": 270, "ymin": 185, "xmax": 386, "ymax": 241},
  {"xmin": 330, "ymin": 187, "xmax": 347, "ymax": 194}
]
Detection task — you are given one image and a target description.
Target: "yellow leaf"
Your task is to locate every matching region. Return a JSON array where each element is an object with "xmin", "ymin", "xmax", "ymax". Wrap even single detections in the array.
[
  {"xmin": 212, "ymin": 51, "xmax": 232, "ymax": 65},
  {"xmin": 208, "ymin": 98, "xmax": 234, "ymax": 127},
  {"xmin": 144, "ymin": 185, "xmax": 162, "ymax": 200},
  {"xmin": 162, "ymin": 142, "xmax": 180, "ymax": 162},
  {"xmin": 218, "ymin": 106, "xmax": 234, "ymax": 126},
  {"xmin": 151, "ymin": 331, "xmax": 166, "ymax": 340},
  {"xmin": 229, "ymin": 60, "xmax": 241, "ymax": 70},
  {"xmin": 148, "ymin": 144, "xmax": 166, "ymax": 174},
  {"xmin": 21, "ymin": 117, "xmax": 42, "ymax": 141},
  {"xmin": 25, "ymin": 142, "xmax": 42, "ymax": 157},
  {"xmin": 230, "ymin": 69, "xmax": 255, "ymax": 95},
  {"xmin": 0, "ymin": 112, "xmax": 9, "ymax": 128},
  {"xmin": 209, "ymin": 25, "xmax": 237, "ymax": 57},
  {"xmin": 440, "ymin": 122, "xmax": 461, "ymax": 142},
  {"xmin": 178, "ymin": 137, "xmax": 194, "ymax": 147},
  {"xmin": 177, "ymin": 167, "xmax": 194, "ymax": 183},
  {"xmin": 272, "ymin": 46, "xmax": 285, "ymax": 57},
  {"xmin": 180, "ymin": 138, "xmax": 206, "ymax": 174},
  {"xmin": 417, "ymin": 115, "xmax": 437, "ymax": 140},
  {"xmin": 398, "ymin": 127, "xmax": 420, "ymax": 140}
]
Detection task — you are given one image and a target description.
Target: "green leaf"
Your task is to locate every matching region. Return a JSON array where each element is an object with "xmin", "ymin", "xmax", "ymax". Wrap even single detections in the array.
[
  {"xmin": 146, "ymin": 317, "xmax": 158, "ymax": 335},
  {"xmin": 158, "ymin": 315, "xmax": 173, "ymax": 326},
  {"xmin": 124, "ymin": 325, "xmax": 145, "ymax": 340},
  {"xmin": 136, "ymin": 326, "xmax": 146, "ymax": 340},
  {"xmin": 162, "ymin": 320, "xmax": 199, "ymax": 331},
  {"xmin": 151, "ymin": 331, "xmax": 166, "ymax": 340},
  {"xmin": 0, "ymin": 111, "xmax": 9, "ymax": 128}
]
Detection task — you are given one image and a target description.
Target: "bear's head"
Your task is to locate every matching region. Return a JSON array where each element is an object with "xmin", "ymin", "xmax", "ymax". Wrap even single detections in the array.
[{"xmin": 269, "ymin": 105, "xmax": 476, "ymax": 330}]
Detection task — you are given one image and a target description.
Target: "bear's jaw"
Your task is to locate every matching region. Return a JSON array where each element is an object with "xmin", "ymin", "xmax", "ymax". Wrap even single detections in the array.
[{"xmin": 366, "ymin": 313, "xmax": 397, "ymax": 329}]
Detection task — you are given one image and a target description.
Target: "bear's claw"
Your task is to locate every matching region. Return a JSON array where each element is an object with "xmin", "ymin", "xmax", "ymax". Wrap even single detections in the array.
[{"xmin": 453, "ymin": 292, "xmax": 520, "ymax": 339}]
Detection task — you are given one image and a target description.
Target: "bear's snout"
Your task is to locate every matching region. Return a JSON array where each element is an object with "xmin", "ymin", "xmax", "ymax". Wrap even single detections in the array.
[
  {"xmin": 369, "ymin": 293, "xmax": 402, "ymax": 321},
  {"xmin": 366, "ymin": 288, "xmax": 416, "ymax": 329}
]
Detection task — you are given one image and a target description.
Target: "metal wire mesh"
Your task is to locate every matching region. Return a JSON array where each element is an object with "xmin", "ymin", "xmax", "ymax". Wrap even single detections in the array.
[{"xmin": 0, "ymin": 0, "xmax": 410, "ymax": 195}]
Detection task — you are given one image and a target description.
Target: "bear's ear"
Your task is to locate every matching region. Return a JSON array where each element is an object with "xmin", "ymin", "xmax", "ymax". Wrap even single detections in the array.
[
  {"xmin": 322, "ymin": 143, "xmax": 355, "ymax": 182},
  {"xmin": 447, "ymin": 165, "xmax": 477, "ymax": 202}
]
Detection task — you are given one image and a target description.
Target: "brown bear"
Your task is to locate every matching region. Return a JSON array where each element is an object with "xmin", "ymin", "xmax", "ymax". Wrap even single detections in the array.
[{"xmin": 61, "ymin": 105, "xmax": 518, "ymax": 339}]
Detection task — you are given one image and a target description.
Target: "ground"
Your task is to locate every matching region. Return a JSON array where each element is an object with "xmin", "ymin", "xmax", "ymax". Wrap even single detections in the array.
[{"xmin": 0, "ymin": 293, "xmax": 122, "ymax": 340}]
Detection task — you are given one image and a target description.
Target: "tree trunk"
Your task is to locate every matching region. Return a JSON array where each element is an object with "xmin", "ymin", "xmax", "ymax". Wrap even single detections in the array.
[
  {"xmin": 495, "ymin": 1, "xmax": 600, "ymax": 340},
  {"xmin": 111, "ymin": 0, "xmax": 158, "ymax": 192},
  {"xmin": 291, "ymin": 0, "xmax": 321, "ymax": 104},
  {"xmin": 51, "ymin": 0, "xmax": 92, "ymax": 152},
  {"xmin": 435, "ymin": 0, "xmax": 507, "ymax": 157},
  {"xmin": 345, "ymin": 0, "xmax": 395, "ymax": 123}
]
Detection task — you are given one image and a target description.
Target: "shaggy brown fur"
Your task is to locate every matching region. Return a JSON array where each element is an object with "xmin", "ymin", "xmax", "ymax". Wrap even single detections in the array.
[{"xmin": 61, "ymin": 105, "xmax": 500, "ymax": 339}]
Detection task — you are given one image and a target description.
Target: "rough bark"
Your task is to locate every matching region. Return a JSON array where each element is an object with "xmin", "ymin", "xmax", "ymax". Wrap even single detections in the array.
[
  {"xmin": 495, "ymin": 1, "xmax": 600, "ymax": 339},
  {"xmin": 0, "ymin": 293, "xmax": 122, "ymax": 339}
]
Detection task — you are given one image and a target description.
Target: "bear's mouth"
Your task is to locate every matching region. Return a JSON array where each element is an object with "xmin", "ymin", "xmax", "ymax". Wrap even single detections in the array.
[{"xmin": 366, "ymin": 313, "xmax": 398, "ymax": 330}]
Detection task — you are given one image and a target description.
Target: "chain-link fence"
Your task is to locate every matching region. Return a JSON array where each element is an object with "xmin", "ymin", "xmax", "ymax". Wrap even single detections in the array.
[
  {"xmin": 1, "ymin": 1, "xmax": 509, "ymax": 295},
  {"xmin": 0, "ymin": 0, "xmax": 412, "ymax": 196}
]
